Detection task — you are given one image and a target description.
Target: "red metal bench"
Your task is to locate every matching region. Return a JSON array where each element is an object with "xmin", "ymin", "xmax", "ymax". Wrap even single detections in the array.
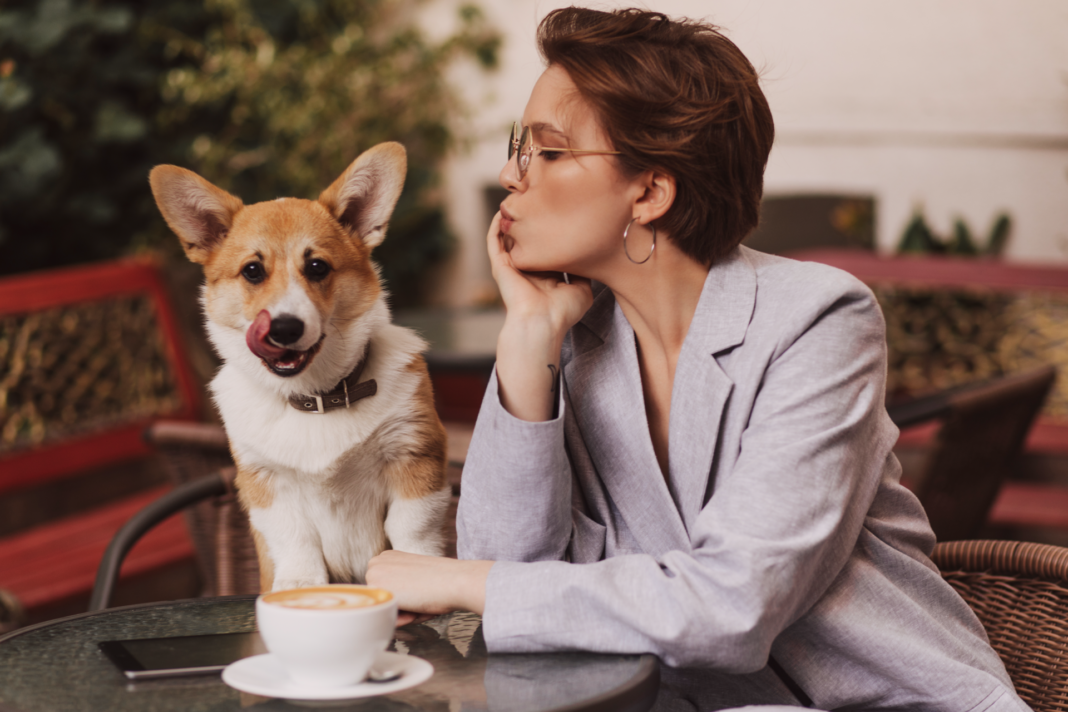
[{"xmin": 0, "ymin": 258, "xmax": 204, "ymax": 625}]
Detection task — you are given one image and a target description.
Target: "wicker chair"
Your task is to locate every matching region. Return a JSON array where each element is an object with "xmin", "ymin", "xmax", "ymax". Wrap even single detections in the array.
[
  {"xmin": 932, "ymin": 539, "xmax": 1068, "ymax": 712},
  {"xmin": 143, "ymin": 421, "xmax": 259, "ymax": 597}
]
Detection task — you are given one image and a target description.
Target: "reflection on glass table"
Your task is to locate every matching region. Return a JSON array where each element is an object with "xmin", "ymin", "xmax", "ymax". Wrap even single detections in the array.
[{"xmin": 0, "ymin": 595, "xmax": 658, "ymax": 712}]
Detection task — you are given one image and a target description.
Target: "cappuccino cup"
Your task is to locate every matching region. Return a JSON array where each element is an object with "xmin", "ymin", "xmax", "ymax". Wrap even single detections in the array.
[{"xmin": 256, "ymin": 584, "xmax": 398, "ymax": 688}]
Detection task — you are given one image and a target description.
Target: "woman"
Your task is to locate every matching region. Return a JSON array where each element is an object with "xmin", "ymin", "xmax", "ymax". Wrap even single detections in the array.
[{"xmin": 367, "ymin": 8, "xmax": 1026, "ymax": 711}]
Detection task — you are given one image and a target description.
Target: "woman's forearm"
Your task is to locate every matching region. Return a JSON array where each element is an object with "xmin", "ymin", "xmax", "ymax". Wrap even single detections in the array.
[{"xmin": 495, "ymin": 314, "xmax": 565, "ymax": 422}]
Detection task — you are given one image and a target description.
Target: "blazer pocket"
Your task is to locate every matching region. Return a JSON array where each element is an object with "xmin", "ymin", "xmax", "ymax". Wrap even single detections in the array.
[{"xmin": 568, "ymin": 506, "xmax": 607, "ymax": 563}]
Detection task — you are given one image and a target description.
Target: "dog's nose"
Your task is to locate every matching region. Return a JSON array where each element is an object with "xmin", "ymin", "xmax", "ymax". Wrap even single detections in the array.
[{"xmin": 268, "ymin": 315, "xmax": 304, "ymax": 346}]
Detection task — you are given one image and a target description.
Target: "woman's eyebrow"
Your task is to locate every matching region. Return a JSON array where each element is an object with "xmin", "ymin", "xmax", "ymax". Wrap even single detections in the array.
[{"xmin": 529, "ymin": 122, "xmax": 569, "ymax": 141}]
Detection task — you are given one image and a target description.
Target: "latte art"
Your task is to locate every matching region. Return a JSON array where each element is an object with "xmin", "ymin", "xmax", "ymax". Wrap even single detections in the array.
[
  {"xmin": 277, "ymin": 592, "xmax": 375, "ymax": 609},
  {"xmin": 262, "ymin": 585, "xmax": 392, "ymax": 610}
]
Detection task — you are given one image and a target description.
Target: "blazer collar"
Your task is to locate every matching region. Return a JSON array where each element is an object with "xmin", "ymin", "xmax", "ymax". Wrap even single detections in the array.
[
  {"xmin": 683, "ymin": 246, "xmax": 757, "ymax": 357},
  {"xmin": 573, "ymin": 246, "xmax": 756, "ymax": 357}
]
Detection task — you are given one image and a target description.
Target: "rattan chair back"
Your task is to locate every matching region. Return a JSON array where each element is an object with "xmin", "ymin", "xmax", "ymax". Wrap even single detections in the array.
[
  {"xmin": 933, "ymin": 539, "xmax": 1068, "ymax": 712},
  {"xmin": 146, "ymin": 421, "xmax": 261, "ymax": 596}
]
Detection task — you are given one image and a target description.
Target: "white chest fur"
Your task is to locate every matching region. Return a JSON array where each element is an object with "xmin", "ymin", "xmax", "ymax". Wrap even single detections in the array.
[{"xmin": 211, "ymin": 323, "xmax": 427, "ymax": 474}]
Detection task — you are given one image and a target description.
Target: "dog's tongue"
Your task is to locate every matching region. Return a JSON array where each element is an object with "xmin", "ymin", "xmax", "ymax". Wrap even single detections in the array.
[{"xmin": 246, "ymin": 310, "xmax": 287, "ymax": 360}]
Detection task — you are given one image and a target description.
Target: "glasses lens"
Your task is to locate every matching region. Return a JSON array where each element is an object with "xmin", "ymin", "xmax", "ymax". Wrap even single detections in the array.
[
  {"xmin": 509, "ymin": 123, "xmax": 520, "ymax": 160},
  {"xmin": 518, "ymin": 126, "xmax": 532, "ymax": 178}
]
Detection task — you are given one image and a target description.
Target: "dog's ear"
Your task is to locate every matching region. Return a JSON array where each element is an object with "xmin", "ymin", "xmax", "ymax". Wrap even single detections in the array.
[
  {"xmin": 149, "ymin": 166, "xmax": 244, "ymax": 264},
  {"xmin": 318, "ymin": 142, "xmax": 406, "ymax": 249}
]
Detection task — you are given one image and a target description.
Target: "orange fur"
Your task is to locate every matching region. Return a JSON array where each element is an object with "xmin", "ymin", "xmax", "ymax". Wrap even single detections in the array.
[
  {"xmin": 383, "ymin": 358, "xmax": 449, "ymax": 499},
  {"xmin": 251, "ymin": 527, "xmax": 275, "ymax": 593},
  {"xmin": 235, "ymin": 464, "xmax": 274, "ymax": 510}
]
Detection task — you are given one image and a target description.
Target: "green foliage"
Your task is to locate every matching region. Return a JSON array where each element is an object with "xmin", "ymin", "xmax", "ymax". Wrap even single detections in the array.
[
  {"xmin": 897, "ymin": 208, "xmax": 1012, "ymax": 257},
  {"xmin": 0, "ymin": 0, "xmax": 499, "ymax": 306}
]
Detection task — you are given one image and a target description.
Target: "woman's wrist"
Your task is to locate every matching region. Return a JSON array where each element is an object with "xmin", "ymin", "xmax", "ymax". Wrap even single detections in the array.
[
  {"xmin": 451, "ymin": 560, "xmax": 493, "ymax": 615},
  {"xmin": 496, "ymin": 315, "xmax": 565, "ymax": 422}
]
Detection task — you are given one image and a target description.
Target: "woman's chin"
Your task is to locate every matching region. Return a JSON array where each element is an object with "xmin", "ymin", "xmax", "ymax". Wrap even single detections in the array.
[
  {"xmin": 509, "ymin": 245, "xmax": 575, "ymax": 275},
  {"xmin": 510, "ymin": 253, "xmax": 547, "ymax": 273},
  {"xmin": 517, "ymin": 260, "xmax": 566, "ymax": 275}
]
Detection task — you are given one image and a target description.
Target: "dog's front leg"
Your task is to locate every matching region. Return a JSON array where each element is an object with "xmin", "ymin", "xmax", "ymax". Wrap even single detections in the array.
[
  {"xmin": 384, "ymin": 486, "xmax": 452, "ymax": 557},
  {"xmin": 238, "ymin": 468, "xmax": 330, "ymax": 592},
  {"xmin": 247, "ymin": 503, "xmax": 330, "ymax": 592}
]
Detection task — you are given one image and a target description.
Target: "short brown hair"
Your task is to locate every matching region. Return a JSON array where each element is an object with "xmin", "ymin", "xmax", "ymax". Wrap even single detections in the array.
[{"xmin": 538, "ymin": 7, "xmax": 774, "ymax": 265}]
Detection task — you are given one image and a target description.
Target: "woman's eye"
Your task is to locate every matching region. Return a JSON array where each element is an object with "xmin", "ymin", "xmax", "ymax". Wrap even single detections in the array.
[
  {"xmin": 241, "ymin": 262, "xmax": 266, "ymax": 284},
  {"xmin": 539, "ymin": 149, "xmax": 563, "ymax": 161},
  {"xmin": 305, "ymin": 258, "xmax": 332, "ymax": 281}
]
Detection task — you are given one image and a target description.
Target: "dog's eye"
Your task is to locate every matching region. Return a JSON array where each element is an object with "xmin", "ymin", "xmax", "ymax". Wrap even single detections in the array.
[
  {"xmin": 241, "ymin": 262, "xmax": 266, "ymax": 284},
  {"xmin": 305, "ymin": 259, "xmax": 332, "ymax": 282}
]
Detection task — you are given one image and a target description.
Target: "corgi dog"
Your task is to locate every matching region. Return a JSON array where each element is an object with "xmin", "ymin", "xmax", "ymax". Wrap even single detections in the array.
[{"xmin": 149, "ymin": 142, "xmax": 450, "ymax": 592}]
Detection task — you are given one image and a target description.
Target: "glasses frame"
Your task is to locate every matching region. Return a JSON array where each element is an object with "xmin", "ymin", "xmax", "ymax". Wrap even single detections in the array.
[{"xmin": 508, "ymin": 122, "xmax": 620, "ymax": 180}]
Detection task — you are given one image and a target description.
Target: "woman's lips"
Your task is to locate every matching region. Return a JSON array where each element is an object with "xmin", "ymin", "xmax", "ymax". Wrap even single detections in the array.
[{"xmin": 499, "ymin": 206, "xmax": 515, "ymax": 234}]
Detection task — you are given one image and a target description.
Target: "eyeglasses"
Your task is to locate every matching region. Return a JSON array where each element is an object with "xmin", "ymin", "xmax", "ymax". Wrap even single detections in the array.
[{"xmin": 508, "ymin": 122, "xmax": 620, "ymax": 180}]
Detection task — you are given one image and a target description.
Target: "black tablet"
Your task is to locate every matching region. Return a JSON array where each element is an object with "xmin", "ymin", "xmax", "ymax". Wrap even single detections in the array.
[{"xmin": 98, "ymin": 631, "xmax": 266, "ymax": 680}]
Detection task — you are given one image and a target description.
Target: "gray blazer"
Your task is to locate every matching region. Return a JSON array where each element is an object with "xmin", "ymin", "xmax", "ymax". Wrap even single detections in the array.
[{"xmin": 457, "ymin": 247, "xmax": 1028, "ymax": 712}]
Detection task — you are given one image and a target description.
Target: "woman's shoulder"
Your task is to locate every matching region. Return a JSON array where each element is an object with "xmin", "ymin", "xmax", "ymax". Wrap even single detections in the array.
[
  {"xmin": 740, "ymin": 245, "xmax": 875, "ymax": 304},
  {"xmin": 737, "ymin": 246, "xmax": 885, "ymax": 348}
]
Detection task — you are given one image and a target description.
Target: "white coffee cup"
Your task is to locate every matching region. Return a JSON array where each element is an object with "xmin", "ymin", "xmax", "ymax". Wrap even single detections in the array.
[{"xmin": 255, "ymin": 584, "xmax": 398, "ymax": 688}]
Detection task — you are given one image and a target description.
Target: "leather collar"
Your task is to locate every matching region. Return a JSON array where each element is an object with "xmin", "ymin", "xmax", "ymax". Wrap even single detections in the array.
[{"xmin": 288, "ymin": 344, "xmax": 377, "ymax": 414}]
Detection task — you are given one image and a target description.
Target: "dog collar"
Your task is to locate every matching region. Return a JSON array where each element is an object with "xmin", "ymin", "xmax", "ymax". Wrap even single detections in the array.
[{"xmin": 288, "ymin": 344, "xmax": 377, "ymax": 414}]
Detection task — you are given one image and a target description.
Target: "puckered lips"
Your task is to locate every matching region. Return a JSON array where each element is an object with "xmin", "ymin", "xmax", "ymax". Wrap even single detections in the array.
[{"xmin": 246, "ymin": 310, "xmax": 323, "ymax": 377}]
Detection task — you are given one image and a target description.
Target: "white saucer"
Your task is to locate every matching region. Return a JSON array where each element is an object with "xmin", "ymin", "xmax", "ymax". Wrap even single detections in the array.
[{"xmin": 222, "ymin": 651, "xmax": 433, "ymax": 700}]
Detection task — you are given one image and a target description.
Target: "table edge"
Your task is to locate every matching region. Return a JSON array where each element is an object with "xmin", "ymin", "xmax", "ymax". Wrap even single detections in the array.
[
  {"xmin": 545, "ymin": 653, "xmax": 660, "ymax": 712},
  {"xmin": 0, "ymin": 595, "xmax": 258, "ymax": 645}
]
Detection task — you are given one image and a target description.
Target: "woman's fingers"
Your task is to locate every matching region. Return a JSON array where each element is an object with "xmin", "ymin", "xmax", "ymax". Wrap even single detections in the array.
[
  {"xmin": 366, "ymin": 550, "xmax": 491, "ymax": 616},
  {"xmin": 365, "ymin": 551, "xmax": 455, "ymax": 614},
  {"xmin": 396, "ymin": 611, "xmax": 436, "ymax": 627},
  {"xmin": 486, "ymin": 211, "xmax": 509, "ymax": 273}
]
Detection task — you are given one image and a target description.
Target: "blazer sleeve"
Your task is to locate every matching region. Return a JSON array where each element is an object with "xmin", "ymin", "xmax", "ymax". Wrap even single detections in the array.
[
  {"xmin": 455, "ymin": 369, "xmax": 579, "ymax": 562},
  {"xmin": 478, "ymin": 286, "xmax": 901, "ymax": 673}
]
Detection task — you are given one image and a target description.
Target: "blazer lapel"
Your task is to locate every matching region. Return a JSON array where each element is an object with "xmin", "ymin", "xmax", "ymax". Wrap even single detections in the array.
[
  {"xmin": 565, "ymin": 292, "xmax": 690, "ymax": 556},
  {"xmin": 668, "ymin": 248, "xmax": 757, "ymax": 530},
  {"xmin": 563, "ymin": 249, "xmax": 757, "ymax": 551}
]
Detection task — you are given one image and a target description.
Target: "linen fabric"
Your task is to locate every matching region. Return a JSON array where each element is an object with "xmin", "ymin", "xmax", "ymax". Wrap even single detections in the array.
[{"xmin": 457, "ymin": 247, "xmax": 1029, "ymax": 712}]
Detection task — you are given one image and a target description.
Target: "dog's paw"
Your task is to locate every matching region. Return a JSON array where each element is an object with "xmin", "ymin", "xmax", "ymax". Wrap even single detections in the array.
[{"xmin": 271, "ymin": 577, "xmax": 328, "ymax": 592}]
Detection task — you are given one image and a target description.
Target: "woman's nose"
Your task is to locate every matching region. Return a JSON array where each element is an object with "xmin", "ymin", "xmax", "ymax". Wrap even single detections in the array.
[{"xmin": 499, "ymin": 157, "xmax": 522, "ymax": 192}]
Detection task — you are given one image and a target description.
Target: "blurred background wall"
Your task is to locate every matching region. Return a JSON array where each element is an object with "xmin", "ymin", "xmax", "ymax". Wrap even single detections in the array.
[{"xmin": 423, "ymin": 0, "xmax": 1068, "ymax": 307}]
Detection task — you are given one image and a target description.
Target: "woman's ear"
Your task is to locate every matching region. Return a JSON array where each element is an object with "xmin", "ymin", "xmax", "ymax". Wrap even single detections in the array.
[{"xmin": 632, "ymin": 169, "xmax": 676, "ymax": 225}]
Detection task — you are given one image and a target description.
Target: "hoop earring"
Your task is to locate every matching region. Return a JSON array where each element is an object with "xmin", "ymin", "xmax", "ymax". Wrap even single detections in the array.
[{"xmin": 623, "ymin": 218, "xmax": 656, "ymax": 265}]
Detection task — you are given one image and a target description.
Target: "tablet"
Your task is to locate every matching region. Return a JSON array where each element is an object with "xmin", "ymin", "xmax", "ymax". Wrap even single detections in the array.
[{"xmin": 98, "ymin": 631, "xmax": 266, "ymax": 680}]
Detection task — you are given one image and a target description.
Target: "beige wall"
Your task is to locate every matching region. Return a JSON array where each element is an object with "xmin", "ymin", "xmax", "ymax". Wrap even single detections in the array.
[{"xmin": 419, "ymin": 1, "xmax": 1068, "ymax": 307}]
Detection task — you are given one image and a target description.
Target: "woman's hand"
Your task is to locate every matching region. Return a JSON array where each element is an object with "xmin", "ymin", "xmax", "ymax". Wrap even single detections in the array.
[
  {"xmin": 488, "ymin": 211, "xmax": 593, "ymax": 331},
  {"xmin": 365, "ymin": 550, "xmax": 493, "ymax": 621},
  {"xmin": 488, "ymin": 212, "xmax": 593, "ymax": 421}
]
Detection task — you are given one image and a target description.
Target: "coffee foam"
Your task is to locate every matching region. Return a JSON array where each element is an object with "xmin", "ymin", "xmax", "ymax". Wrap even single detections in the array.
[{"xmin": 262, "ymin": 586, "xmax": 392, "ymax": 610}]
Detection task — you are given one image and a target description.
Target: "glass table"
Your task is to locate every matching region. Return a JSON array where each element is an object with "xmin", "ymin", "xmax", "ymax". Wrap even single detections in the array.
[{"xmin": 0, "ymin": 595, "xmax": 659, "ymax": 712}]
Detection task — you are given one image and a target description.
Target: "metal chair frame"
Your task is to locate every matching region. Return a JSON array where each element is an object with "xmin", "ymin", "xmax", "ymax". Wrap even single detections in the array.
[{"xmin": 887, "ymin": 366, "xmax": 1057, "ymax": 540}]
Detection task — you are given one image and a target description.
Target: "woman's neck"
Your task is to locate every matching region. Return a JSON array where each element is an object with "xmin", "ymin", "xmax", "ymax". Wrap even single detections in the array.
[
  {"xmin": 602, "ymin": 239, "xmax": 710, "ymax": 361},
  {"xmin": 597, "ymin": 236, "xmax": 709, "ymax": 480}
]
